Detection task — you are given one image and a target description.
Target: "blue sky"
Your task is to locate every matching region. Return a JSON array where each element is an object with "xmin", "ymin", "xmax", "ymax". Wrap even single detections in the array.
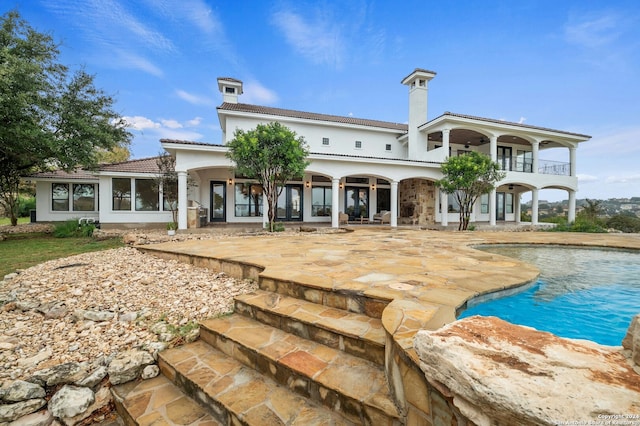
[{"xmin": 4, "ymin": 1, "xmax": 640, "ymax": 201}]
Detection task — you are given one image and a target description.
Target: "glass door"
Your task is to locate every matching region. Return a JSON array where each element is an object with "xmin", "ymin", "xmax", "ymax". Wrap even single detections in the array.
[
  {"xmin": 497, "ymin": 146, "xmax": 512, "ymax": 171},
  {"xmin": 345, "ymin": 187, "xmax": 369, "ymax": 220},
  {"xmin": 276, "ymin": 185, "xmax": 303, "ymax": 221},
  {"xmin": 210, "ymin": 181, "xmax": 226, "ymax": 222},
  {"xmin": 496, "ymin": 192, "xmax": 505, "ymax": 221}
]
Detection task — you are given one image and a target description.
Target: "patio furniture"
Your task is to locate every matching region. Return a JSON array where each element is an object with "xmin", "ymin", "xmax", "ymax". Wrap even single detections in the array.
[
  {"xmin": 339, "ymin": 212, "xmax": 349, "ymax": 225},
  {"xmin": 373, "ymin": 211, "xmax": 391, "ymax": 224}
]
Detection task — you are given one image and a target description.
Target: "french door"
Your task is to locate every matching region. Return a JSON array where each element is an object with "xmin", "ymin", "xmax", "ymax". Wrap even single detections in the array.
[
  {"xmin": 345, "ymin": 187, "xmax": 369, "ymax": 220},
  {"xmin": 210, "ymin": 181, "xmax": 226, "ymax": 222},
  {"xmin": 497, "ymin": 146, "xmax": 512, "ymax": 171},
  {"xmin": 276, "ymin": 185, "xmax": 303, "ymax": 221},
  {"xmin": 496, "ymin": 192, "xmax": 505, "ymax": 221}
]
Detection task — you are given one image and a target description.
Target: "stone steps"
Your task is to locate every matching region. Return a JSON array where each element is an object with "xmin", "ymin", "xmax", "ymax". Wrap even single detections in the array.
[
  {"xmin": 234, "ymin": 289, "xmax": 386, "ymax": 365},
  {"xmin": 156, "ymin": 340, "xmax": 354, "ymax": 425},
  {"xmin": 112, "ymin": 375, "xmax": 222, "ymax": 426},
  {"xmin": 199, "ymin": 314, "xmax": 401, "ymax": 425}
]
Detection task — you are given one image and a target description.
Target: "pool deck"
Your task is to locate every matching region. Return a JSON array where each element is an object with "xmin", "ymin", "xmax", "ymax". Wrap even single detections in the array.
[
  {"xmin": 143, "ymin": 228, "xmax": 640, "ymax": 322},
  {"xmin": 133, "ymin": 229, "xmax": 640, "ymax": 424}
]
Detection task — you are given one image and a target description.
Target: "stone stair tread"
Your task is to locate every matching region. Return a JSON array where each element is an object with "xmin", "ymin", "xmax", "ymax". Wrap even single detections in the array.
[
  {"xmin": 112, "ymin": 375, "xmax": 222, "ymax": 426},
  {"xmin": 159, "ymin": 340, "xmax": 355, "ymax": 425},
  {"xmin": 235, "ymin": 290, "xmax": 386, "ymax": 345},
  {"xmin": 199, "ymin": 314, "xmax": 401, "ymax": 421}
]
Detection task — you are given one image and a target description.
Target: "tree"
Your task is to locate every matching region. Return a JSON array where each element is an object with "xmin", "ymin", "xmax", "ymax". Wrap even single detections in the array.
[
  {"xmin": 0, "ymin": 11, "xmax": 131, "ymax": 225},
  {"xmin": 435, "ymin": 151, "xmax": 505, "ymax": 230},
  {"xmin": 226, "ymin": 122, "xmax": 309, "ymax": 231},
  {"xmin": 154, "ymin": 152, "xmax": 178, "ymax": 227}
]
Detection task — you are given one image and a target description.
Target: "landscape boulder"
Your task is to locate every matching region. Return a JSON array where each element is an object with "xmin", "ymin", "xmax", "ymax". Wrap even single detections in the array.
[
  {"xmin": 107, "ymin": 349, "xmax": 154, "ymax": 385},
  {"xmin": 48, "ymin": 385, "xmax": 95, "ymax": 422}
]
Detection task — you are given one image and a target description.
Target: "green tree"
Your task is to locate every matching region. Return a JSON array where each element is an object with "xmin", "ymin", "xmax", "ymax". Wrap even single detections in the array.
[
  {"xmin": 0, "ymin": 11, "xmax": 131, "ymax": 225},
  {"xmin": 154, "ymin": 152, "xmax": 178, "ymax": 227},
  {"xmin": 226, "ymin": 122, "xmax": 309, "ymax": 231},
  {"xmin": 435, "ymin": 151, "xmax": 505, "ymax": 230}
]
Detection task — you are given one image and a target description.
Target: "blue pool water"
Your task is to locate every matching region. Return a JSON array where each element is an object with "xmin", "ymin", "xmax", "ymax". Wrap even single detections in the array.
[{"xmin": 458, "ymin": 245, "xmax": 640, "ymax": 346}]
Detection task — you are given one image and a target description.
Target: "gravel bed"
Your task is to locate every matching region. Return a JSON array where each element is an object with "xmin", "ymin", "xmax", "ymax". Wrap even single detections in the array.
[{"xmin": 0, "ymin": 246, "xmax": 257, "ymax": 382}]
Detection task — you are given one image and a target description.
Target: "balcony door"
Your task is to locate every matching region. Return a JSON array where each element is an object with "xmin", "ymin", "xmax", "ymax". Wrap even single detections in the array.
[{"xmin": 497, "ymin": 146, "xmax": 512, "ymax": 171}]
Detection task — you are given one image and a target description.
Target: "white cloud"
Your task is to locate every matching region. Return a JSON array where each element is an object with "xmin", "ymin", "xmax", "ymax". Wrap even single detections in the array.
[
  {"xmin": 242, "ymin": 80, "xmax": 279, "ymax": 105},
  {"xmin": 124, "ymin": 116, "xmax": 161, "ymax": 130},
  {"xmin": 565, "ymin": 13, "xmax": 621, "ymax": 49},
  {"xmin": 161, "ymin": 119, "xmax": 183, "ymax": 129},
  {"xmin": 114, "ymin": 50, "xmax": 164, "ymax": 77},
  {"xmin": 175, "ymin": 90, "xmax": 214, "ymax": 106},
  {"xmin": 577, "ymin": 174, "xmax": 598, "ymax": 183},
  {"xmin": 271, "ymin": 9, "xmax": 345, "ymax": 68},
  {"xmin": 518, "ymin": 117, "xmax": 527, "ymax": 124},
  {"xmin": 605, "ymin": 175, "xmax": 640, "ymax": 184},
  {"xmin": 186, "ymin": 117, "xmax": 203, "ymax": 126}
]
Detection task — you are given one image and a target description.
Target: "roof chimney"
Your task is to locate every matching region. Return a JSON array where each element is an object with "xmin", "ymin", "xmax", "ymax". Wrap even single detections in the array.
[
  {"xmin": 401, "ymin": 68, "xmax": 436, "ymax": 159},
  {"xmin": 217, "ymin": 77, "xmax": 243, "ymax": 104}
]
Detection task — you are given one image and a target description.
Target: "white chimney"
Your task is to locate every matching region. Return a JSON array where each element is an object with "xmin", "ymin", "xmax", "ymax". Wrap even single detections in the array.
[
  {"xmin": 401, "ymin": 68, "xmax": 436, "ymax": 159},
  {"xmin": 217, "ymin": 77, "xmax": 243, "ymax": 104}
]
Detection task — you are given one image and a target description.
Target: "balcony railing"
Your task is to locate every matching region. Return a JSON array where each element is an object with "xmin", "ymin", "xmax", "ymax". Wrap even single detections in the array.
[{"xmin": 498, "ymin": 157, "xmax": 570, "ymax": 176}]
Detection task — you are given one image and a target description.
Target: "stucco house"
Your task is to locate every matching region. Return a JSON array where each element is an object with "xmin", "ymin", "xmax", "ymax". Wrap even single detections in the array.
[{"xmin": 29, "ymin": 68, "xmax": 591, "ymax": 230}]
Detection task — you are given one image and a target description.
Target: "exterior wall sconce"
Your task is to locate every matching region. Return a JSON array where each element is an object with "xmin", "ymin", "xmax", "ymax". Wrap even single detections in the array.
[
  {"xmin": 371, "ymin": 184, "xmax": 376, "ymax": 191},
  {"xmin": 305, "ymin": 181, "xmax": 311, "ymax": 188},
  {"xmin": 228, "ymin": 178, "xmax": 234, "ymax": 185},
  {"xmin": 339, "ymin": 182, "xmax": 344, "ymax": 189}
]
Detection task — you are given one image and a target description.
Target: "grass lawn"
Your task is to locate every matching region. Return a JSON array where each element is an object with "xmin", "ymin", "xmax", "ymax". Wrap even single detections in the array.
[
  {"xmin": 0, "ymin": 233, "xmax": 124, "ymax": 278},
  {"xmin": 0, "ymin": 217, "xmax": 29, "ymax": 226}
]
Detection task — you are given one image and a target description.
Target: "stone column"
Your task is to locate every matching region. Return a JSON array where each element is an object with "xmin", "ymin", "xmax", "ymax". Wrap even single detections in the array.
[
  {"xmin": 177, "ymin": 171, "xmax": 188, "ymax": 230},
  {"xmin": 531, "ymin": 188, "xmax": 539, "ymax": 225},
  {"xmin": 440, "ymin": 189, "xmax": 448, "ymax": 227},
  {"xmin": 390, "ymin": 181, "xmax": 398, "ymax": 228},
  {"xmin": 331, "ymin": 178, "xmax": 340, "ymax": 228},
  {"xmin": 568, "ymin": 190, "xmax": 576, "ymax": 224}
]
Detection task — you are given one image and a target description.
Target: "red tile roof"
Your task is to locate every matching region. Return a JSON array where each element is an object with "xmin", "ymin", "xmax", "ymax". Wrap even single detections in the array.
[
  {"xmin": 433, "ymin": 112, "xmax": 591, "ymax": 139},
  {"xmin": 98, "ymin": 156, "xmax": 164, "ymax": 173},
  {"xmin": 218, "ymin": 102, "xmax": 408, "ymax": 132}
]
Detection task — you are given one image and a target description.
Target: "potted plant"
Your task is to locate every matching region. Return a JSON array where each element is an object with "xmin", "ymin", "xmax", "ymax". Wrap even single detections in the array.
[{"xmin": 166, "ymin": 222, "xmax": 177, "ymax": 236}]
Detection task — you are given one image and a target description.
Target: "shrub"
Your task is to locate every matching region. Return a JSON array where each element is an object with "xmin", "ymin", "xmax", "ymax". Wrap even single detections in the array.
[
  {"xmin": 606, "ymin": 214, "xmax": 640, "ymax": 233},
  {"xmin": 53, "ymin": 220, "xmax": 95, "ymax": 238},
  {"xmin": 547, "ymin": 216, "xmax": 606, "ymax": 233},
  {"xmin": 17, "ymin": 195, "xmax": 36, "ymax": 217}
]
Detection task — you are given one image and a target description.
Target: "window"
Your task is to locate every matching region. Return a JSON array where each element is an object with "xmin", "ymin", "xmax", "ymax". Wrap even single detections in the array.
[
  {"xmin": 346, "ymin": 177, "xmax": 369, "ymax": 184},
  {"xmin": 355, "ymin": 140, "xmax": 362, "ymax": 149},
  {"xmin": 385, "ymin": 144, "xmax": 392, "ymax": 151},
  {"xmin": 163, "ymin": 180, "xmax": 178, "ymax": 211},
  {"xmin": 225, "ymin": 87, "xmax": 235, "ymax": 94},
  {"xmin": 516, "ymin": 150, "xmax": 533, "ymax": 172},
  {"xmin": 235, "ymin": 183, "xmax": 263, "ymax": 217},
  {"xmin": 52, "ymin": 183, "xmax": 69, "ymax": 211},
  {"xmin": 73, "ymin": 184, "xmax": 95, "ymax": 211},
  {"xmin": 506, "ymin": 193, "xmax": 514, "ymax": 214},
  {"xmin": 480, "ymin": 194, "xmax": 489, "ymax": 214},
  {"xmin": 322, "ymin": 137, "xmax": 330, "ymax": 146},
  {"xmin": 448, "ymin": 193, "xmax": 461, "ymax": 213},
  {"xmin": 113, "ymin": 178, "xmax": 131, "ymax": 210},
  {"xmin": 135, "ymin": 179, "xmax": 159, "ymax": 211},
  {"xmin": 311, "ymin": 187, "xmax": 332, "ymax": 217}
]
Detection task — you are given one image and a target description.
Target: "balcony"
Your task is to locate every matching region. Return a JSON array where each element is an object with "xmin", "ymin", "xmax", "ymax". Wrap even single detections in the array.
[{"xmin": 498, "ymin": 157, "xmax": 570, "ymax": 176}]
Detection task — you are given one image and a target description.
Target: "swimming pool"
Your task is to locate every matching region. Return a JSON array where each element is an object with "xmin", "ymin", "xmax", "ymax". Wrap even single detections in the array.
[{"xmin": 458, "ymin": 245, "xmax": 640, "ymax": 346}]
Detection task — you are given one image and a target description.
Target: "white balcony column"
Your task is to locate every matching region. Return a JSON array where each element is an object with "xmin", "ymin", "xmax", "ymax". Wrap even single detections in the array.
[
  {"xmin": 532, "ymin": 141, "xmax": 540, "ymax": 174},
  {"xmin": 490, "ymin": 136, "xmax": 498, "ymax": 162},
  {"xmin": 569, "ymin": 146, "xmax": 577, "ymax": 177},
  {"xmin": 440, "ymin": 189, "xmax": 448, "ymax": 227},
  {"xmin": 331, "ymin": 178, "xmax": 340, "ymax": 228},
  {"xmin": 390, "ymin": 181, "xmax": 399, "ymax": 228},
  {"xmin": 442, "ymin": 128, "xmax": 450, "ymax": 158},
  {"xmin": 531, "ymin": 188, "xmax": 539, "ymax": 225},
  {"xmin": 489, "ymin": 189, "xmax": 496, "ymax": 226},
  {"xmin": 177, "ymin": 171, "xmax": 188, "ymax": 230},
  {"xmin": 515, "ymin": 194, "xmax": 522, "ymax": 223},
  {"xmin": 568, "ymin": 190, "xmax": 576, "ymax": 224}
]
